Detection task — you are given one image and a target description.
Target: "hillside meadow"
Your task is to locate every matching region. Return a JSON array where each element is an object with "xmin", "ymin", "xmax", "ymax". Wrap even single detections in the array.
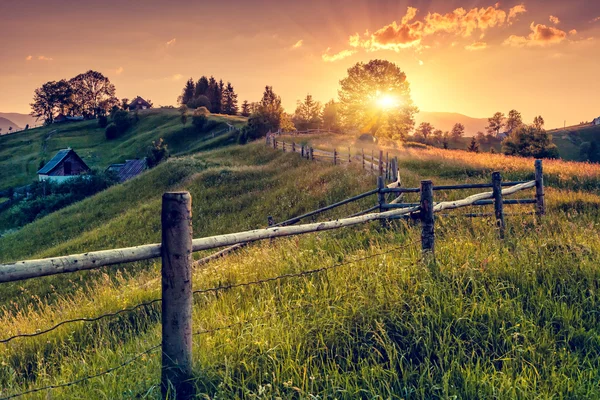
[{"xmin": 0, "ymin": 134, "xmax": 599, "ymax": 398}]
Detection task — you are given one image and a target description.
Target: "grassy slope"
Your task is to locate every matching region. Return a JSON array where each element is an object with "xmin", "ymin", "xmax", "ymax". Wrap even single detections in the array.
[
  {"xmin": 0, "ymin": 108, "xmax": 247, "ymax": 191},
  {"xmin": 1, "ymin": 138, "xmax": 600, "ymax": 398}
]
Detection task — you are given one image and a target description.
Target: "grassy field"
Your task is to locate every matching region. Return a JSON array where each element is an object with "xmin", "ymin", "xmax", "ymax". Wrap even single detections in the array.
[
  {"xmin": 0, "ymin": 108, "xmax": 247, "ymax": 191},
  {"xmin": 0, "ymin": 128, "xmax": 599, "ymax": 398}
]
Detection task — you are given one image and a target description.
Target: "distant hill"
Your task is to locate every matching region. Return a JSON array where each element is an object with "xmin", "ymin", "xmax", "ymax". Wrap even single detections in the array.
[
  {"xmin": 0, "ymin": 113, "xmax": 37, "ymax": 129},
  {"xmin": 415, "ymin": 111, "xmax": 488, "ymax": 136},
  {"xmin": 0, "ymin": 117, "xmax": 20, "ymax": 134}
]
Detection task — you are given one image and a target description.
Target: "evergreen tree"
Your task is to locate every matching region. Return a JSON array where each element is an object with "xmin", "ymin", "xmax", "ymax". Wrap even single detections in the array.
[
  {"xmin": 241, "ymin": 100, "xmax": 251, "ymax": 117},
  {"xmin": 293, "ymin": 94, "xmax": 322, "ymax": 130},
  {"xmin": 467, "ymin": 137, "xmax": 479, "ymax": 152},
  {"xmin": 180, "ymin": 78, "xmax": 195, "ymax": 105},
  {"xmin": 322, "ymin": 99, "xmax": 341, "ymax": 131},
  {"xmin": 222, "ymin": 82, "xmax": 238, "ymax": 115},
  {"xmin": 207, "ymin": 76, "xmax": 219, "ymax": 113},
  {"xmin": 194, "ymin": 76, "xmax": 209, "ymax": 99}
]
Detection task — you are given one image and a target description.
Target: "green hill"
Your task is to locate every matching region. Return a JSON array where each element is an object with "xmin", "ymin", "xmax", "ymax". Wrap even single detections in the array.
[
  {"xmin": 548, "ymin": 124, "xmax": 600, "ymax": 161},
  {"xmin": 0, "ymin": 108, "xmax": 247, "ymax": 191}
]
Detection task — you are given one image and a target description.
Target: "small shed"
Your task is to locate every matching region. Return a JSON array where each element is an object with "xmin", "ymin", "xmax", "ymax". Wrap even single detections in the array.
[
  {"xmin": 37, "ymin": 148, "xmax": 91, "ymax": 183},
  {"xmin": 129, "ymin": 97, "xmax": 152, "ymax": 111},
  {"xmin": 106, "ymin": 158, "xmax": 147, "ymax": 182}
]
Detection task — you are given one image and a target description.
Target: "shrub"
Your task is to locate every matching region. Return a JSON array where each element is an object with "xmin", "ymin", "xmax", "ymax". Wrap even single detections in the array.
[
  {"xmin": 105, "ymin": 123, "xmax": 118, "ymax": 140},
  {"xmin": 192, "ymin": 114, "xmax": 207, "ymax": 131},
  {"xmin": 147, "ymin": 138, "xmax": 169, "ymax": 168},
  {"xmin": 237, "ymin": 129, "xmax": 248, "ymax": 145},
  {"xmin": 502, "ymin": 125, "xmax": 559, "ymax": 159},
  {"xmin": 98, "ymin": 115, "xmax": 108, "ymax": 128},
  {"xmin": 188, "ymin": 96, "xmax": 211, "ymax": 110},
  {"xmin": 402, "ymin": 141, "xmax": 427, "ymax": 149},
  {"xmin": 112, "ymin": 110, "xmax": 131, "ymax": 134}
]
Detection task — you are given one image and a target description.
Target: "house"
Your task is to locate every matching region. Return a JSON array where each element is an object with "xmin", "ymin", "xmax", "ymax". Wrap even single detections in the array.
[
  {"xmin": 128, "ymin": 96, "xmax": 152, "ymax": 111},
  {"xmin": 37, "ymin": 148, "xmax": 91, "ymax": 183},
  {"xmin": 54, "ymin": 114, "xmax": 84, "ymax": 123},
  {"xmin": 593, "ymin": 117, "xmax": 600, "ymax": 126},
  {"xmin": 106, "ymin": 158, "xmax": 147, "ymax": 182}
]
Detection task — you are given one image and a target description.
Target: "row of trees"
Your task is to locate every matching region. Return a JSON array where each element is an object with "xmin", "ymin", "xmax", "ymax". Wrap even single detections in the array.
[
  {"xmin": 179, "ymin": 77, "xmax": 238, "ymax": 115},
  {"xmin": 30, "ymin": 70, "xmax": 120, "ymax": 124},
  {"xmin": 484, "ymin": 109, "xmax": 545, "ymax": 137}
]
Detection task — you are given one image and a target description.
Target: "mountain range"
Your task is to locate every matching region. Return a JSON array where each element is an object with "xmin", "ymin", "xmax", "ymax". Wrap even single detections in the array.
[
  {"xmin": 0, "ymin": 113, "xmax": 38, "ymax": 134},
  {"xmin": 0, "ymin": 117, "xmax": 21, "ymax": 133},
  {"xmin": 415, "ymin": 111, "xmax": 488, "ymax": 136}
]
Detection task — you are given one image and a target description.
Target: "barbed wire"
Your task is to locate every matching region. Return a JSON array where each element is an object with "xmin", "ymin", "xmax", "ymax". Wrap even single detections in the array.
[
  {"xmin": 192, "ymin": 241, "xmax": 415, "ymax": 297},
  {"xmin": 0, "ymin": 343, "xmax": 161, "ymax": 400},
  {"xmin": 0, "ymin": 298, "xmax": 162, "ymax": 345}
]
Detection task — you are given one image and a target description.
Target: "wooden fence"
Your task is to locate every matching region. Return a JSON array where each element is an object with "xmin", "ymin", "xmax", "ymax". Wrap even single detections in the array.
[{"xmin": 0, "ymin": 147, "xmax": 544, "ymax": 398}]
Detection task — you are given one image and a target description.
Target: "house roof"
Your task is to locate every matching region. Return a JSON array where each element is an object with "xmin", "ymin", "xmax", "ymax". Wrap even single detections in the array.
[
  {"xmin": 129, "ymin": 96, "xmax": 151, "ymax": 108},
  {"xmin": 118, "ymin": 158, "xmax": 147, "ymax": 182},
  {"xmin": 37, "ymin": 148, "xmax": 90, "ymax": 175}
]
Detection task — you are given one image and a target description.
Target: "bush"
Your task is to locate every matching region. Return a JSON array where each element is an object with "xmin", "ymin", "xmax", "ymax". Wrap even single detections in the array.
[
  {"xmin": 147, "ymin": 138, "xmax": 169, "ymax": 168},
  {"xmin": 112, "ymin": 110, "xmax": 131, "ymax": 134},
  {"xmin": 188, "ymin": 96, "xmax": 211, "ymax": 110},
  {"xmin": 98, "ymin": 115, "xmax": 108, "ymax": 128},
  {"xmin": 502, "ymin": 125, "xmax": 559, "ymax": 159},
  {"xmin": 192, "ymin": 114, "xmax": 207, "ymax": 131},
  {"xmin": 105, "ymin": 123, "xmax": 118, "ymax": 140},
  {"xmin": 402, "ymin": 141, "xmax": 428, "ymax": 149},
  {"xmin": 237, "ymin": 129, "xmax": 248, "ymax": 145}
]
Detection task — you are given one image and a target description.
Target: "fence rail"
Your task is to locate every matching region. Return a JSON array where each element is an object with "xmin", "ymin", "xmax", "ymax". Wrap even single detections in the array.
[{"xmin": 0, "ymin": 141, "xmax": 545, "ymax": 399}]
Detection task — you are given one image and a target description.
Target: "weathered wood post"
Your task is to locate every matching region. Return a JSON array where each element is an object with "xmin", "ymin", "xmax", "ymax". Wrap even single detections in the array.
[
  {"xmin": 161, "ymin": 192, "xmax": 195, "ymax": 399},
  {"xmin": 273, "ymin": 138, "xmax": 277, "ymax": 149},
  {"xmin": 282, "ymin": 142, "xmax": 286, "ymax": 153},
  {"xmin": 301, "ymin": 145, "xmax": 305, "ymax": 158},
  {"xmin": 362, "ymin": 149, "xmax": 365, "ymax": 169},
  {"xmin": 371, "ymin": 150, "xmax": 374, "ymax": 171},
  {"xmin": 377, "ymin": 176, "xmax": 387, "ymax": 227},
  {"xmin": 378, "ymin": 150, "xmax": 384, "ymax": 177},
  {"xmin": 292, "ymin": 142, "xmax": 296, "ymax": 153},
  {"xmin": 492, "ymin": 171, "xmax": 505, "ymax": 239},
  {"xmin": 309, "ymin": 147, "xmax": 314, "ymax": 161},
  {"xmin": 333, "ymin": 149, "xmax": 337, "ymax": 165},
  {"xmin": 392, "ymin": 157, "xmax": 398, "ymax": 182},
  {"xmin": 535, "ymin": 159, "xmax": 545, "ymax": 216},
  {"xmin": 348, "ymin": 147, "xmax": 351, "ymax": 163},
  {"xmin": 420, "ymin": 181, "xmax": 435, "ymax": 254},
  {"xmin": 385, "ymin": 152, "xmax": 389, "ymax": 181}
]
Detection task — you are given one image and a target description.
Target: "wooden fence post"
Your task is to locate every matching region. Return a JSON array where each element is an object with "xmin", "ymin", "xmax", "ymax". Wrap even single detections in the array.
[
  {"xmin": 377, "ymin": 176, "xmax": 387, "ymax": 227},
  {"xmin": 282, "ymin": 142, "xmax": 286, "ymax": 153},
  {"xmin": 333, "ymin": 148, "xmax": 337, "ymax": 165},
  {"xmin": 420, "ymin": 181, "xmax": 435, "ymax": 254},
  {"xmin": 362, "ymin": 149, "xmax": 365, "ymax": 169},
  {"xmin": 386, "ymin": 152, "xmax": 389, "ymax": 181},
  {"xmin": 378, "ymin": 150, "xmax": 384, "ymax": 177},
  {"xmin": 371, "ymin": 150, "xmax": 374, "ymax": 172},
  {"xmin": 309, "ymin": 147, "xmax": 314, "ymax": 161},
  {"xmin": 348, "ymin": 147, "xmax": 351, "ymax": 163},
  {"xmin": 292, "ymin": 142, "xmax": 296, "ymax": 153},
  {"xmin": 492, "ymin": 171, "xmax": 505, "ymax": 239},
  {"xmin": 161, "ymin": 192, "xmax": 195, "ymax": 399},
  {"xmin": 535, "ymin": 159, "xmax": 545, "ymax": 216},
  {"xmin": 392, "ymin": 157, "xmax": 398, "ymax": 182}
]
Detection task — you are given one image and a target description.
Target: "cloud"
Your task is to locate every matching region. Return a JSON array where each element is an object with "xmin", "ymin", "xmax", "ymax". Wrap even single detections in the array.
[
  {"xmin": 25, "ymin": 55, "xmax": 32, "ymax": 61},
  {"xmin": 504, "ymin": 22, "xmax": 568, "ymax": 47},
  {"xmin": 342, "ymin": 4, "xmax": 528, "ymax": 54},
  {"xmin": 166, "ymin": 38, "xmax": 176, "ymax": 46},
  {"xmin": 172, "ymin": 74, "xmax": 183, "ymax": 81},
  {"xmin": 321, "ymin": 48, "xmax": 357, "ymax": 62},
  {"xmin": 38, "ymin": 55, "xmax": 53, "ymax": 61},
  {"xmin": 465, "ymin": 41, "xmax": 488, "ymax": 51},
  {"xmin": 549, "ymin": 15, "xmax": 560, "ymax": 25},
  {"xmin": 291, "ymin": 39, "xmax": 303, "ymax": 49},
  {"xmin": 592, "ymin": 17, "xmax": 600, "ymax": 23},
  {"xmin": 115, "ymin": 66, "xmax": 124, "ymax": 75},
  {"xmin": 418, "ymin": 59, "xmax": 424, "ymax": 66},
  {"xmin": 569, "ymin": 29, "xmax": 577, "ymax": 36}
]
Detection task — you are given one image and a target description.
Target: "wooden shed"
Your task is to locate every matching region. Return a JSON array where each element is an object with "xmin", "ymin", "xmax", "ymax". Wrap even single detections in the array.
[
  {"xmin": 128, "ymin": 96, "xmax": 152, "ymax": 111},
  {"xmin": 37, "ymin": 148, "xmax": 91, "ymax": 183}
]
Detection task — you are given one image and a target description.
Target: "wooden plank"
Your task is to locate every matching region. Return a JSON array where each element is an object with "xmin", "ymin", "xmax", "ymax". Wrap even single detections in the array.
[
  {"xmin": 420, "ymin": 181, "xmax": 435, "ymax": 254},
  {"xmin": 535, "ymin": 159, "xmax": 545, "ymax": 215},
  {"xmin": 492, "ymin": 172, "xmax": 505, "ymax": 239}
]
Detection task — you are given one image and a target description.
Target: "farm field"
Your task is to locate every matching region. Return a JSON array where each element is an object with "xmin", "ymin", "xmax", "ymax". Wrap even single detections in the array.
[{"xmin": 0, "ymin": 133, "xmax": 599, "ymax": 398}]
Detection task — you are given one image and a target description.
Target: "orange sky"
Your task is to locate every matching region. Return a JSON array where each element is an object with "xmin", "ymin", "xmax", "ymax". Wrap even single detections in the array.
[{"xmin": 1, "ymin": 0, "xmax": 599, "ymax": 128}]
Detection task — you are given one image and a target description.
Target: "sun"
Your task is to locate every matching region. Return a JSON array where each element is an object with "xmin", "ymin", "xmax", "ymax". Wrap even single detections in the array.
[{"xmin": 376, "ymin": 93, "xmax": 401, "ymax": 110}]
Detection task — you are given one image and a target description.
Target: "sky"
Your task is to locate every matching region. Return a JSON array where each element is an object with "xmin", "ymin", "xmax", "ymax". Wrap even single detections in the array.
[{"xmin": 1, "ymin": 0, "xmax": 599, "ymax": 128}]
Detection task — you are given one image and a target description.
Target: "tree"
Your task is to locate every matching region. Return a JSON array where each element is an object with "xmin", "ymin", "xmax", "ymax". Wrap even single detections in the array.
[
  {"xmin": 179, "ymin": 104, "xmax": 188, "ymax": 126},
  {"xmin": 194, "ymin": 76, "xmax": 209, "ymax": 99},
  {"xmin": 69, "ymin": 70, "xmax": 117, "ymax": 117},
  {"xmin": 476, "ymin": 131, "xmax": 486, "ymax": 143},
  {"xmin": 242, "ymin": 86, "xmax": 285, "ymax": 140},
  {"xmin": 580, "ymin": 141, "xmax": 600, "ymax": 163},
  {"xmin": 30, "ymin": 80, "xmax": 71, "ymax": 124},
  {"xmin": 486, "ymin": 112, "xmax": 505, "ymax": 137},
  {"xmin": 506, "ymin": 109, "xmax": 523, "ymax": 132},
  {"xmin": 502, "ymin": 125, "xmax": 559, "ymax": 158},
  {"xmin": 180, "ymin": 78, "xmax": 195, "ymax": 105},
  {"xmin": 280, "ymin": 112, "xmax": 296, "ymax": 132},
  {"xmin": 241, "ymin": 100, "xmax": 251, "ymax": 117},
  {"xmin": 207, "ymin": 76, "xmax": 221, "ymax": 113},
  {"xmin": 433, "ymin": 129, "xmax": 444, "ymax": 145},
  {"xmin": 533, "ymin": 115, "xmax": 545, "ymax": 130},
  {"xmin": 415, "ymin": 122, "xmax": 434, "ymax": 140},
  {"xmin": 338, "ymin": 59, "xmax": 417, "ymax": 139},
  {"xmin": 121, "ymin": 98, "xmax": 130, "ymax": 110},
  {"xmin": 322, "ymin": 100, "xmax": 341, "ymax": 131},
  {"xmin": 293, "ymin": 94, "xmax": 322, "ymax": 130},
  {"xmin": 442, "ymin": 132, "xmax": 450, "ymax": 149},
  {"xmin": 221, "ymin": 82, "xmax": 238, "ymax": 115},
  {"xmin": 147, "ymin": 138, "xmax": 169, "ymax": 168},
  {"xmin": 451, "ymin": 123, "xmax": 465, "ymax": 139},
  {"xmin": 105, "ymin": 123, "xmax": 118, "ymax": 140},
  {"xmin": 467, "ymin": 137, "xmax": 479, "ymax": 153}
]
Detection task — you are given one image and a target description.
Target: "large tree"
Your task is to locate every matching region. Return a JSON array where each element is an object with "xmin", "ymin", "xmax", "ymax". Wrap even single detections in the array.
[
  {"xmin": 69, "ymin": 70, "xmax": 118, "ymax": 117},
  {"xmin": 180, "ymin": 78, "xmax": 195, "ymax": 105},
  {"xmin": 415, "ymin": 122, "xmax": 434, "ymax": 140},
  {"xmin": 322, "ymin": 100, "xmax": 341, "ymax": 131},
  {"xmin": 241, "ymin": 100, "xmax": 251, "ymax": 117},
  {"xmin": 533, "ymin": 115, "xmax": 545, "ymax": 130},
  {"xmin": 502, "ymin": 125, "xmax": 558, "ymax": 158},
  {"xmin": 451, "ymin": 123, "xmax": 465, "ymax": 139},
  {"xmin": 293, "ymin": 94, "xmax": 322, "ymax": 130},
  {"xmin": 221, "ymin": 82, "xmax": 238, "ymax": 115},
  {"xmin": 506, "ymin": 109, "xmax": 523, "ymax": 133},
  {"xmin": 30, "ymin": 80, "xmax": 72, "ymax": 124},
  {"xmin": 194, "ymin": 76, "xmax": 209, "ymax": 99},
  {"xmin": 486, "ymin": 112, "xmax": 505, "ymax": 137},
  {"xmin": 338, "ymin": 59, "xmax": 417, "ymax": 139}
]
